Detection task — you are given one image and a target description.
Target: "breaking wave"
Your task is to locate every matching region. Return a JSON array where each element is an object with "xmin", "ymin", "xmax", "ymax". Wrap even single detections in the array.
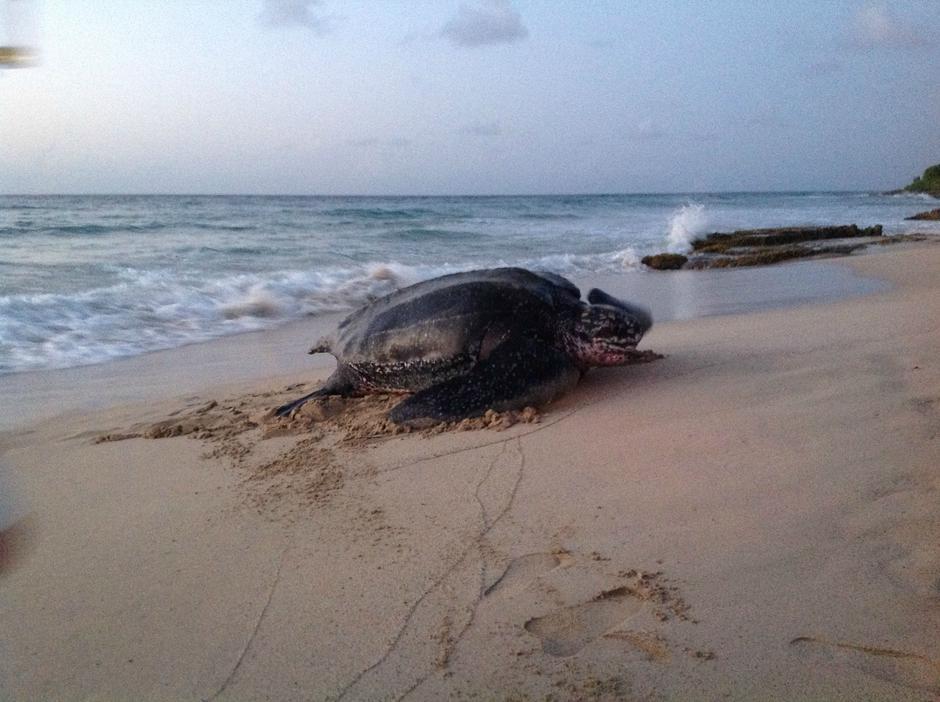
[
  {"xmin": 4, "ymin": 190, "xmax": 922, "ymax": 376},
  {"xmin": 665, "ymin": 203, "xmax": 709, "ymax": 253},
  {"xmin": 0, "ymin": 248, "xmax": 641, "ymax": 374}
]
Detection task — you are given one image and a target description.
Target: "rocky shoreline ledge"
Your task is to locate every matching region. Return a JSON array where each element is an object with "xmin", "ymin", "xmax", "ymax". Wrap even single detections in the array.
[
  {"xmin": 641, "ymin": 224, "xmax": 929, "ymax": 270},
  {"xmin": 905, "ymin": 208, "xmax": 940, "ymax": 221}
]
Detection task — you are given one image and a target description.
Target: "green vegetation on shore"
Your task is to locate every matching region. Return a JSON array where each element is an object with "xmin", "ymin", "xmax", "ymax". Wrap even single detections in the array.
[{"xmin": 904, "ymin": 163, "xmax": 940, "ymax": 196}]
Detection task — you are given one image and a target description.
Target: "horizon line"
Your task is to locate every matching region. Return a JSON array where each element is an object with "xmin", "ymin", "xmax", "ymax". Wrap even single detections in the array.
[{"xmin": 0, "ymin": 189, "xmax": 890, "ymax": 198}]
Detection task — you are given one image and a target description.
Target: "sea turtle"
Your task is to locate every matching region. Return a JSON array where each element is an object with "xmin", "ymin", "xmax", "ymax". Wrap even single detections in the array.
[{"xmin": 275, "ymin": 267, "xmax": 653, "ymax": 425}]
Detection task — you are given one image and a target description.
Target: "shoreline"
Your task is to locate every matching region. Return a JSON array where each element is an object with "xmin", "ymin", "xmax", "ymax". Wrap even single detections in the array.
[
  {"xmin": 0, "ymin": 246, "xmax": 903, "ymax": 433},
  {"xmin": 1, "ymin": 243, "xmax": 938, "ymax": 700},
  {"xmin": 3, "ymin": 189, "xmax": 938, "ymax": 390}
]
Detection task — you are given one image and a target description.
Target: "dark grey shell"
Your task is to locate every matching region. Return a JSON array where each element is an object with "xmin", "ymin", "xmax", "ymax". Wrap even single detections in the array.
[
  {"xmin": 274, "ymin": 266, "xmax": 652, "ymax": 420},
  {"xmin": 326, "ymin": 268, "xmax": 582, "ymax": 388}
]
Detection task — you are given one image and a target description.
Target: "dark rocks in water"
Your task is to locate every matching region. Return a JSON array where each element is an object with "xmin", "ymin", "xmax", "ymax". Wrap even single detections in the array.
[
  {"xmin": 642, "ymin": 224, "xmax": 886, "ymax": 271},
  {"xmin": 684, "ymin": 244, "xmax": 866, "ymax": 269},
  {"xmin": 905, "ymin": 208, "xmax": 940, "ymax": 221},
  {"xmin": 641, "ymin": 253, "xmax": 688, "ymax": 270},
  {"xmin": 868, "ymin": 233, "xmax": 930, "ymax": 246},
  {"xmin": 690, "ymin": 225, "xmax": 882, "ymax": 253}
]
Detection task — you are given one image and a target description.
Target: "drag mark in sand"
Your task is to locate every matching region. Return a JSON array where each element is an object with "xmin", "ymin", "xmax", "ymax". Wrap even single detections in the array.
[
  {"xmin": 374, "ymin": 406, "xmax": 579, "ymax": 478},
  {"xmin": 429, "ymin": 439, "xmax": 529, "ymax": 669},
  {"xmin": 404, "ymin": 441, "xmax": 516, "ymax": 693},
  {"xmin": 335, "ymin": 439, "xmax": 528, "ymax": 702},
  {"xmin": 472, "ymin": 440, "xmax": 509, "ymax": 530},
  {"xmin": 203, "ymin": 538, "xmax": 292, "ymax": 702}
]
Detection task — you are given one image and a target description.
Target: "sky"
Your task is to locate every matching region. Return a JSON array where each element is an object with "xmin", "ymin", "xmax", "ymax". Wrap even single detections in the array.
[{"xmin": 1, "ymin": 0, "xmax": 939, "ymax": 195}]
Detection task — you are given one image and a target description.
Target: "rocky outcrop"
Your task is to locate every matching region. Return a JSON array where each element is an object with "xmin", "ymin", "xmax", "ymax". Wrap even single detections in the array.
[
  {"xmin": 690, "ymin": 225, "xmax": 882, "ymax": 253},
  {"xmin": 684, "ymin": 244, "xmax": 866, "ymax": 269},
  {"xmin": 642, "ymin": 224, "xmax": 886, "ymax": 271},
  {"xmin": 640, "ymin": 253, "xmax": 688, "ymax": 270},
  {"xmin": 905, "ymin": 208, "xmax": 940, "ymax": 221}
]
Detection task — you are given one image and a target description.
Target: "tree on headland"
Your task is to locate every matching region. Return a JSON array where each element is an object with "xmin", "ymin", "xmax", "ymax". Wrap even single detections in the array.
[{"xmin": 904, "ymin": 164, "xmax": 940, "ymax": 195}]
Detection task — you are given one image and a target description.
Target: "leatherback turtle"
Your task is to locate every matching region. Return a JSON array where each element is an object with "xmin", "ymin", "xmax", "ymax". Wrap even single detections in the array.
[{"xmin": 275, "ymin": 267, "xmax": 653, "ymax": 425}]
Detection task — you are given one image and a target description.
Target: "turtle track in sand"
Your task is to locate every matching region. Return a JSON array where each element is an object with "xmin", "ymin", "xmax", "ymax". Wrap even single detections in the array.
[{"xmin": 93, "ymin": 382, "xmax": 544, "ymax": 517}]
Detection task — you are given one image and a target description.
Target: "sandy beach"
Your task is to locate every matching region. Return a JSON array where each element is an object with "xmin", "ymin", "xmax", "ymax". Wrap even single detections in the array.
[{"xmin": 1, "ymin": 244, "xmax": 938, "ymax": 701}]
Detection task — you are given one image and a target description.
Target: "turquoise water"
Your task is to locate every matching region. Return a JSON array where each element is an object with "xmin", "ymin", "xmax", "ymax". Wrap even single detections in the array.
[{"xmin": 0, "ymin": 192, "xmax": 936, "ymax": 374}]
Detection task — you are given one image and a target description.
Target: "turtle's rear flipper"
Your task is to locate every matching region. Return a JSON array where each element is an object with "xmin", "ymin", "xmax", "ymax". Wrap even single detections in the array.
[
  {"xmin": 389, "ymin": 337, "xmax": 580, "ymax": 426},
  {"xmin": 274, "ymin": 388, "xmax": 331, "ymax": 418},
  {"xmin": 274, "ymin": 369, "xmax": 355, "ymax": 417}
]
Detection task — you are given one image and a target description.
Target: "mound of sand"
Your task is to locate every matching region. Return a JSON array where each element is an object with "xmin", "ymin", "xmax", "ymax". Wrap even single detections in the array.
[{"xmin": 94, "ymin": 384, "xmax": 543, "ymax": 518}]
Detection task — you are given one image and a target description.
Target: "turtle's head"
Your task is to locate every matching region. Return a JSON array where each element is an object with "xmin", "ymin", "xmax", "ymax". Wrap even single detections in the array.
[{"xmin": 563, "ymin": 289, "xmax": 652, "ymax": 367}]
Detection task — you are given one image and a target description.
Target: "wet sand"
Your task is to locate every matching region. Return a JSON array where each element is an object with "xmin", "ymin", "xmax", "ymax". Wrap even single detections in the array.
[
  {"xmin": 1, "ymin": 244, "xmax": 938, "ymax": 700},
  {"xmin": 0, "ymin": 256, "xmax": 886, "ymax": 433}
]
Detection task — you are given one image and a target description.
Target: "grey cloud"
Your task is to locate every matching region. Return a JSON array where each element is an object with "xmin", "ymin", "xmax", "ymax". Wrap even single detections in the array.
[
  {"xmin": 441, "ymin": 1, "xmax": 528, "ymax": 47},
  {"xmin": 850, "ymin": 4, "xmax": 929, "ymax": 50},
  {"xmin": 258, "ymin": 0, "xmax": 331, "ymax": 32}
]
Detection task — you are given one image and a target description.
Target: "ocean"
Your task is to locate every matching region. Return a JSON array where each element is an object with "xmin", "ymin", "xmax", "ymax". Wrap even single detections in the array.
[{"xmin": 1, "ymin": 191, "xmax": 937, "ymax": 375}]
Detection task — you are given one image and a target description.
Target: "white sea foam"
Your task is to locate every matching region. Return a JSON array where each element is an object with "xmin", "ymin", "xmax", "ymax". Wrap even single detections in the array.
[
  {"xmin": 515, "ymin": 247, "xmax": 642, "ymax": 277},
  {"xmin": 665, "ymin": 203, "xmax": 709, "ymax": 253},
  {"xmin": 0, "ymin": 249, "xmax": 648, "ymax": 374},
  {"xmin": 887, "ymin": 191, "xmax": 937, "ymax": 201},
  {"xmin": 220, "ymin": 286, "xmax": 284, "ymax": 319},
  {"xmin": 2, "ymin": 192, "xmax": 926, "ymax": 375}
]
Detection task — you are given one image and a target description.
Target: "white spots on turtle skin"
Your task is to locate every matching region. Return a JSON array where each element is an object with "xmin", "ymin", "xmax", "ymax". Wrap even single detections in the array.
[
  {"xmin": 348, "ymin": 354, "xmax": 474, "ymax": 393},
  {"xmin": 560, "ymin": 331, "xmax": 644, "ymax": 368},
  {"xmin": 561, "ymin": 303, "xmax": 649, "ymax": 367}
]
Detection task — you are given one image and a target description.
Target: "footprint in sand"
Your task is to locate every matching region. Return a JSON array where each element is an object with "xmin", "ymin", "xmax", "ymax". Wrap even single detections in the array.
[
  {"xmin": 791, "ymin": 636, "xmax": 940, "ymax": 694},
  {"xmin": 483, "ymin": 551, "xmax": 573, "ymax": 599},
  {"xmin": 524, "ymin": 586, "xmax": 646, "ymax": 657}
]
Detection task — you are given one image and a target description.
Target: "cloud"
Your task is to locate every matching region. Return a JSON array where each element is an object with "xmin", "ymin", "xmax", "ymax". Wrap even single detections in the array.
[
  {"xmin": 440, "ymin": 1, "xmax": 528, "ymax": 47},
  {"xmin": 459, "ymin": 121, "xmax": 502, "ymax": 137},
  {"xmin": 258, "ymin": 0, "xmax": 331, "ymax": 32},
  {"xmin": 850, "ymin": 4, "xmax": 928, "ymax": 49}
]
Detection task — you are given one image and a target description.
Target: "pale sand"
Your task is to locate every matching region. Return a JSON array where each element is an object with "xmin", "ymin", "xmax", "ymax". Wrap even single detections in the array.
[{"xmin": 1, "ymin": 245, "xmax": 938, "ymax": 701}]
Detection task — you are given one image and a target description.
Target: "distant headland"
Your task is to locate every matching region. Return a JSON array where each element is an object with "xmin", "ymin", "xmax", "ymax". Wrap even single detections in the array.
[{"xmin": 901, "ymin": 163, "xmax": 940, "ymax": 197}]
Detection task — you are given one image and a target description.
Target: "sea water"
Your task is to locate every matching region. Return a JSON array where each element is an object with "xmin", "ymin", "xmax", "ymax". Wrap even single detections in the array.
[{"xmin": 1, "ymin": 192, "xmax": 936, "ymax": 375}]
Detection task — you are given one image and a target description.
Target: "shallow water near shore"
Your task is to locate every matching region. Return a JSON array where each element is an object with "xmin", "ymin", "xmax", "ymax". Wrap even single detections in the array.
[
  {"xmin": 0, "ymin": 256, "xmax": 888, "ymax": 433},
  {"xmin": 1, "ymin": 192, "xmax": 933, "ymax": 376}
]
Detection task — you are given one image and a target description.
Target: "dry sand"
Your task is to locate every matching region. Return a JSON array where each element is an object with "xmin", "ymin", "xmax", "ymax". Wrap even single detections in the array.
[{"xmin": 1, "ymin": 245, "xmax": 938, "ymax": 701}]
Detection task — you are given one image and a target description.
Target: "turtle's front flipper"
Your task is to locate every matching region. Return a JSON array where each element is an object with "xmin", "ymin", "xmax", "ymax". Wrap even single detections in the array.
[
  {"xmin": 274, "ymin": 368, "xmax": 356, "ymax": 417},
  {"xmin": 389, "ymin": 337, "xmax": 580, "ymax": 426}
]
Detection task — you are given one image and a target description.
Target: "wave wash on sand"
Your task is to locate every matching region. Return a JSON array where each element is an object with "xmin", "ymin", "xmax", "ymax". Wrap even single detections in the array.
[{"xmin": 3, "ymin": 191, "xmax": 938, "ymax": 375}]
